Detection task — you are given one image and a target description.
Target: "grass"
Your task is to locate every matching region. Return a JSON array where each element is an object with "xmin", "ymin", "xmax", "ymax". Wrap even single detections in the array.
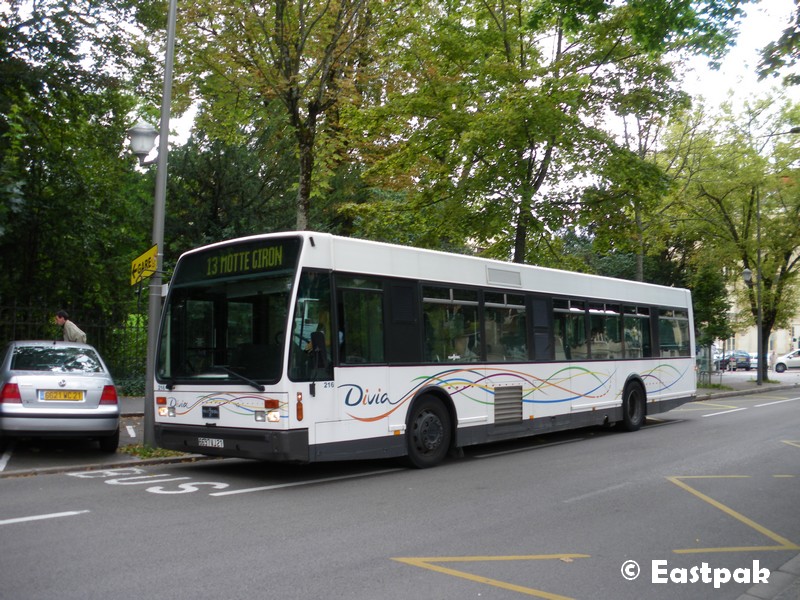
[
  {"xmin": 118, "ymin": 444, "xmax": 187, "ymax": 459},
  {"xmin": 698, "ymin": 382, "xmax": 733, "ymax": 391}
]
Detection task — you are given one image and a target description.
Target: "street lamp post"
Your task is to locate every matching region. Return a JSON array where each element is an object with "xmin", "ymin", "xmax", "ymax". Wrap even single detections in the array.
[{"xmin": 126, "ymin": 0, "xmax": 178, "ymax": 446}]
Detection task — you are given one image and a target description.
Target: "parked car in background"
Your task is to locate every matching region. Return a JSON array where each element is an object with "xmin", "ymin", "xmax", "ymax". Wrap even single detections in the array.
[
  {"xmin": 774, "ymin": 349, "xmax": 800, "ymax": 373},
  {"xmin": 0, "ymin": 341, "xmax": 119, "ymax": 451},
  {"xmin": 718, "ymin": 350, "xmax": 751, "ymax": 371},
  {"xmin": 749, "ymin": 353, "xmax": 759, "ymax": 370}
]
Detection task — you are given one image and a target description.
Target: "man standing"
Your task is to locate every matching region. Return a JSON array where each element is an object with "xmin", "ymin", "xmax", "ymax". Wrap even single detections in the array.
[{"xmin": 55, "ymin": 310, "xmax": 87, "ymax": 343}]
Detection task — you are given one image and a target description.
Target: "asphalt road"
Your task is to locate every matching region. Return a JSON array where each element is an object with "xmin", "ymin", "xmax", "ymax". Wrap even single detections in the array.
[{"xmin": 1, "ymin": 388, "xmax": 799, "ymax": 600}]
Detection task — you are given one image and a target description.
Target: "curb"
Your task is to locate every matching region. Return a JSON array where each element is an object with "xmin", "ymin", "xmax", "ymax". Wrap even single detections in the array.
[
  {"xmin": 738, "ymin": 553, "xmax": 800, "ymax": 600},
  {"xmin": 696, "ymin": 382, "xmax": 800, "ymax": 400}
]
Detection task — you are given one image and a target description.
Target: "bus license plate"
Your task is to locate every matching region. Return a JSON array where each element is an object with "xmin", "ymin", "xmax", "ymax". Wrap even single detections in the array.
[{"xmin": 198, "ymin": 437, "xmax": 224, "ymax": 448}]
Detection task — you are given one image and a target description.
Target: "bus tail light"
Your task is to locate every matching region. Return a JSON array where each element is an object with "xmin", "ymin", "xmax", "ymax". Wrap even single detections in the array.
[
  {"xmin": 296, "ymin": 392, "xmax": 304, "ymax": 422},
  {"xmin": 156, "ymin": 396, "xmax": 172, "ymax": 417},
  {"xmin": 255, "ymin": 399, "xmax": 282, "ymax": 422}
]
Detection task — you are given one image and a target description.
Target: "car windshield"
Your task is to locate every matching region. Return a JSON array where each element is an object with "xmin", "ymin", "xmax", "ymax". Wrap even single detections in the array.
[{"xmin": 10, "ymin": 346, "xmax": 104, "ymax": 373}]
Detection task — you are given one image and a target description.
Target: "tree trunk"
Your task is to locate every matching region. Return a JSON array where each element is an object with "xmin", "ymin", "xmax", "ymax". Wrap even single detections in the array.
[{"xmin": 295, "ymin": 126, "xmax": 315, "ymax": 231}]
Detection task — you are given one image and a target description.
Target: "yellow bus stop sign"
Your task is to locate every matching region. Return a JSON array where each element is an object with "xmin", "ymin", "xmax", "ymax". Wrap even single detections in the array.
[{"xmin": 131, "ymin": 244, "xmax": 158, "ymax": 285}]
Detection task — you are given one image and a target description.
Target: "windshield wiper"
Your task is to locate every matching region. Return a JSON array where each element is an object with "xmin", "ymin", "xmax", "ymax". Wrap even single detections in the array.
[{"xmin": 212, "ymin": 365, "xmax": 265, "ymax": 392}]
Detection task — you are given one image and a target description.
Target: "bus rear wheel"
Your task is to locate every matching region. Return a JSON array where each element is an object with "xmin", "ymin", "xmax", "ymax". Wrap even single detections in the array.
[
  {"xmin": 405, "ymin": 396, "xmax": 452, "ymax": 468},
  {"xmin": 620, "ymin": 382, "xmax": 645, "ymax": 432}
]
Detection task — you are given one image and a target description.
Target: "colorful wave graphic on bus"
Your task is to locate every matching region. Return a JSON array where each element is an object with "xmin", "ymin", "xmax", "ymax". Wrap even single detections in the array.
[
  {"xmin": 344, "ymin": 363, "xmax": 691, "ymax": 422},
  {"xmin": 168, "ymin": 392, "xmax": 285, "ymax": 417}
]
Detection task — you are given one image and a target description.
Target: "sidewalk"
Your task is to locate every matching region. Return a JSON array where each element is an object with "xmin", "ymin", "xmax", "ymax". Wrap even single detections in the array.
[{"xmin": 696, "ymin": 368, "xmax": 800, "ymax": 399}]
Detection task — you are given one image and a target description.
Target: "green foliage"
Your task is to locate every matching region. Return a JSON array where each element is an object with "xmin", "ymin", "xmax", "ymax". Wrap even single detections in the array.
[
  {"xmin": 165, "ymin": 128, "xmax": 297, "ymax": 261},
  {"xmin": 0, "ymin": 0, "xmax": 153, "ymax": 312},
  {"xmin": 689, "ymin": 262, "xmax": 733, "ymax": 346},
  {"xmin": 118, "ymin": 444, "xmax": 186, "ymax": 458},
  {"xmin": 177, "ymin": 0, "xmax": 376, "ymax": 230},
  {"xmin": 349, "ymin": 0, "xmax": 745, "ymax": 263},
  {"xmin": 661, "ymin": 95, "xmax": 800, "ymax": 347},
  {"xmin": 758, "ymin": 3, "xmax": 800, "ymax": 86}
]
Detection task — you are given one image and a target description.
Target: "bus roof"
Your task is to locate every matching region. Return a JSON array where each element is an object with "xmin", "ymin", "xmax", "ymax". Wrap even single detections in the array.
[{"xmin": 182, "ymin": 231, "xmax": 692, "ymax": 308}]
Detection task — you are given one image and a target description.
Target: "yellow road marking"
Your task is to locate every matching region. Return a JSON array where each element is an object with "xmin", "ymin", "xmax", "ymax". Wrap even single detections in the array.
[
  {"xmin": 392, "ymin": 554, "xmax": 589, "ymax": 600},
  {"xmin": 782, "ymin": 440, "xmax": 800, "ymax": 449},
  {"xmin": 668, "ymin": 476, "xmax": 800, "ymax": 553}
]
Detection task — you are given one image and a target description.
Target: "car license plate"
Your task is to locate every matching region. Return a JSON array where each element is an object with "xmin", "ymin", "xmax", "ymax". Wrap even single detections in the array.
[
  {"xmin": 198, "ymin": 437, "xmax": 224, "ymax": 448},
  {"xmin": 40, "ymin": 390, "xmax": 84, "ymax": 401}
]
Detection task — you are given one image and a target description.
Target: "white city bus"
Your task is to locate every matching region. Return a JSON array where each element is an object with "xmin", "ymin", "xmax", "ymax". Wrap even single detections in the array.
[{"xmin": 153, "ymin": 232, "xmax": 696, "ymax": 467}]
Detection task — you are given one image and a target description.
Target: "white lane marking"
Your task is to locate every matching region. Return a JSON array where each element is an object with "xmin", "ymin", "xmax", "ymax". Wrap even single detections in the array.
[
  {"xmin": 702, "ymin": 408, "xmax": 747, "ymax": 417},
  {"xmin": 755, "ymin": 397, "xmax": 800, "ymax": 408},
  {"xmin": 563, "ymin": 481, "xmax": 635, "ymax": 504},
  {"xmin": 0, "ymin": 442, "xmax": 14, "ymax": 472},
  {"xmin": 702, "ymin": 396, "xmax": 800, "ymax": 417},
  {"xmin": 0, "ymin": 510, "xmax": 90, "ymax": 526},
  {"xmin": 211, "ymin": 468, "xmax": 403, "ymax": 496},
  {"xmin": 126, "ymin": 425, "xmax": 136, "ymax": 438}
]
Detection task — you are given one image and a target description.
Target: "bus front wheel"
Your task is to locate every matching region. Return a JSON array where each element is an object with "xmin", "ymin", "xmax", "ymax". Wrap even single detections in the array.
[
  {"xmin": 620, "ymin": 382, "xmax": 645, "ymax": 432},
  {"xmin": 405, "ymin": 396, "xmax": 452, "ymax": 468}
]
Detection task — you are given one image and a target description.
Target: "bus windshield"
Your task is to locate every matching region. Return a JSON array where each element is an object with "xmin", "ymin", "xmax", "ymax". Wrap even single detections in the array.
[
  {"xmin": 156, "ymin": 236, "xmax": 302, "ymax": 385},
  {"xmin": 157, "ymin": 275, "xmax": 293, "ymax": 385}
]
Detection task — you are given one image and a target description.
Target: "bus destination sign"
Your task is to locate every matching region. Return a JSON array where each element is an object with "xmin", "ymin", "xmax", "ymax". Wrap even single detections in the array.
[
  {"xmin": 173, "ymin": 237, "xmax": 302, "ymax": 285},
  {"xmin": 205, "ymin": 245, "xmax": 284, "ymax": 278}
]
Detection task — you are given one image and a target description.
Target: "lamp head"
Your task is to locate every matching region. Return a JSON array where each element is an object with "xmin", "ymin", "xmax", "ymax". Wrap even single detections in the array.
[{"xmin": 127, "ymin": 120, "xmax": 159, "ymax": 165}]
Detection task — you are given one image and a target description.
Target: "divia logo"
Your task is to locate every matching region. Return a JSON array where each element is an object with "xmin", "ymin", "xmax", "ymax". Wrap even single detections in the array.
[{"xmin": 340, "ymin": 384, "xmax": 403, "ymax": 407}]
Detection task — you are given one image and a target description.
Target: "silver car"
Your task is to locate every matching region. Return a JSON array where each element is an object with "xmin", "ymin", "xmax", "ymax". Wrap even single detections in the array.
[
  {"xmin": 774, "ymin": 349, "xmax": 800, "ymax": 373},
  {"xmin": 0, "ymin": 340, "xmax": 120, "ymax": 451}
]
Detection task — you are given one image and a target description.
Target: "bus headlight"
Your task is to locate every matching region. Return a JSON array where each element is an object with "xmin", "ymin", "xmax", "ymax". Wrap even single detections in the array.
[
  {"xmin": 267, "ymin": 410, "xmax": 281, "ymax": 423},
  {"xmin": 254, "ymin": 411, "xmax": 266, "ymax": 422}
]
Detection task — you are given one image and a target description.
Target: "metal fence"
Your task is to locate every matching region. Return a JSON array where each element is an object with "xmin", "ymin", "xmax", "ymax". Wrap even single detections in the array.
[{"xmin": 0, "ymin": 304, "xmax": 148, "ymax": 394}]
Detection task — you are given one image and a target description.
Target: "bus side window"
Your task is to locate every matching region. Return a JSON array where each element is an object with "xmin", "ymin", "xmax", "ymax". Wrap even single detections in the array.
[
  {"xmin": 289, "ymin": 270, "xmax": 333, "ymax": 381},
  {"xmin": 337, "ymin": 277, "xmax": 384, "ymax": 365}
]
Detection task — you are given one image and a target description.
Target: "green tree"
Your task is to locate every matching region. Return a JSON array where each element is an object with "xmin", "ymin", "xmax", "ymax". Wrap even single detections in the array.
[
  {"xmin": 690, "ymin": 261, "xmax": 733, "ymax": 347},
  {"xmin": 164, "ymin": 126, "xmax": 297, "ymax": 262},
  {"xmin": 349, "ymin": 0, "xmax": 747, "ymax": 262},
  {"xmin": 0, "ymin": 0, "xmax": 152, "ymax": 313},
  {"xmin": 177, "ymin": 0, "xmax": 376, "ymax": 231},
  {"xmin": 663, "ymin": 96, "xmax": 800, "ymax": 381},
  {"xmin": 758, "ymin": 2, "xmax": 800, "ymax": 86}
]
